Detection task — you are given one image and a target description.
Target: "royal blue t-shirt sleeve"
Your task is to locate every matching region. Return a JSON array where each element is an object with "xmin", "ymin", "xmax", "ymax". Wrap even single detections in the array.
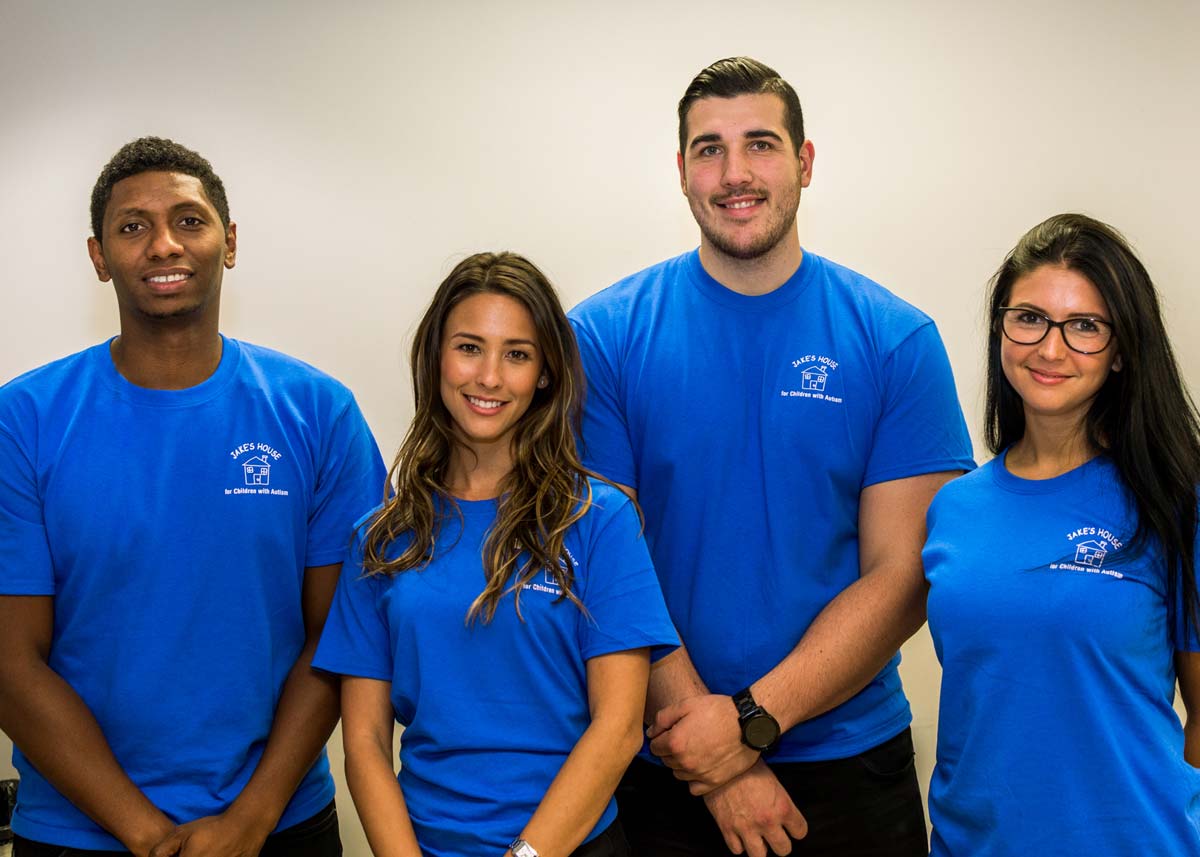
[
  {"xmin": 570, "ymin": 316, "xmax": 638, "ymax": 489},
  {"xmin": 863, "ymin": 321, "xmax": 974, "ymax": 487},
  {"xmin": 313, "ymin": 541, "xmax": 394, "ymax": 681},
  {"xmin": 305, "ymin": 399, "xmax": 386, "ymax": 568},
  {"xmin": 577, "ymin": 490, "xmax": 678, "ymax": 661},
  {"xmin": 0, "ymin": 421, "xmax": 54, "ymax": 595}
]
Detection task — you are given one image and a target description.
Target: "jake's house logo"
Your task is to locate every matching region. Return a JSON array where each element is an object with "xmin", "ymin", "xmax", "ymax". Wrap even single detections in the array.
[
  {"xmin": 525, "ymin": 547, "xmax": 578, "ymax": 597},
  {"xmin": 781, "ymin": 355, "xmax": 842, "ymax": 403},
  {"xmin": 1051, "ymin": 526, "xmax": 1124, "ymax": 577},
  {"xmin": 226, "ymin": 441, "xmax": 290, "ymax": 497}
]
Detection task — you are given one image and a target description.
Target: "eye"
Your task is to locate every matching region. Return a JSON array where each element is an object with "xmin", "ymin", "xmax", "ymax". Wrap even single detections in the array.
[
  {"xmin": 698, "ymin": 144, "xmax": 722, "ymax": 157},
  {"xmin": 1067, "ymin": 318, "xmax": 1105, "ymax": 336},
  {"xmin": 454, "ymin": 342, "xmax": 481, "ymax": 354},
  {"xmin": 506, "ymin": 349, "xmax": 531, "ymax": 362},
  {"xmin": 179, "ymin": 216, "xmax": 205, "ymax": 228},
  {"xmin": 749, "ymin": 140, "xmax": 773, "ymax": 151},
  {"xmin": 118, "ymin": 222, "xmax": 144, "ymax": 234},
  {"xmin": 1012, "ymin": 310, "xmax": 1047, "ymax": 327}
]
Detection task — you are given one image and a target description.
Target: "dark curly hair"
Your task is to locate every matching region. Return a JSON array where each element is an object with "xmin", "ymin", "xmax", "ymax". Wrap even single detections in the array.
[
  {"xmin": 90, "ymin": 136, "xmax": 230, "ymax": 241},
  {"xmin": 678, "ymin": 56, "xmax": 806, "ymax": 156}
]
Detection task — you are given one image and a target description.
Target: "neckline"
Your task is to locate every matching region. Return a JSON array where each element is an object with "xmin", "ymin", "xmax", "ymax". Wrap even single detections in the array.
[
  {"xmin": 95, "ymin": 334, "xmax": 241, "ymax": 407},
  {"xmin": 685, "ymin": 248, "xmax": 817, "ymax": 311},
  {"xmin": 989, "ymin": 448, "xmax": 1109, "ymax": 495}
]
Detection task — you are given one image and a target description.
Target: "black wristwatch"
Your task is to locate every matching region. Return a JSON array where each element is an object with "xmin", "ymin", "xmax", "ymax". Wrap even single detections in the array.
[{"xmin": 732, "ymin": 686, "xmax": 780, "ymax": 752}]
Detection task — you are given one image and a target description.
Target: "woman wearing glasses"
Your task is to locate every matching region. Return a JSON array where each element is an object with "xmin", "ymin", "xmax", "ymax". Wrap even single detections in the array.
[
  {"xmin": 923, "ymin": 213, "xmax": 1200, "ymax": 855},
  {"xmin": 312, "ymin": 253, "xmax": 676, "ymax": 857}
]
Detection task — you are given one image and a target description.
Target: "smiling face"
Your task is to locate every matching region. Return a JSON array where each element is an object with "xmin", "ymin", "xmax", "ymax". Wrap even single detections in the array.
[
  {"xmin": 678, "ymin": 93, "xmax": 813, "ymax": 262},
  {"xmin": 87, "ymin": 170, "xmax": 236, "ymax": 327},
  {"xmin": 1000, "ymin": 264, "xmax": 1122, "ymax": 431},
  {"xmin": 440, "ymin": 292, "xmax": 545, "ymax": 467}
]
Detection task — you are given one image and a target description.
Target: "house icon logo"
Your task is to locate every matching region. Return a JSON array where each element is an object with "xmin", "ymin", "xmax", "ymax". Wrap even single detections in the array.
[
  {"xmin": 800, "ymin": 365, "xmax": 829, "ymax": 392},
  {"xmin": 1073, "ymin": 540, "xmax": 1107, "ymax": 568},
  {"xmin": 242, "ymin": 455, "xmax": 272, "ymax": 486}
]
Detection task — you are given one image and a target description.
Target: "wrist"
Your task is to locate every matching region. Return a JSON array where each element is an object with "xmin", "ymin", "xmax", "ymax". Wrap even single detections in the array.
[
  {"xmin": 124, "ymin": 815, "xmax": 175, "ymax": 857},
  {"xmin": 732, "ymin": 686, "xmax": 781, "ymax": 752},
  {"xmin": 223, "ymin": 794, "xmax": 278, "ymax": 842}
]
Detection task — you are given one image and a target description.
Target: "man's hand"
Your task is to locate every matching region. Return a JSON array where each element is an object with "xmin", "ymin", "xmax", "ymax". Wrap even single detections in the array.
[
  {"xmin": 148, "ymin": 809, "xmax": 272, "ymax": 857},
  {"xmin": 702, "ymin": 760, "xmax": 807, "ymax": 857},
  {"xmin": 647, "ymin": 693, "xmax": 760, "ymax": 794}
]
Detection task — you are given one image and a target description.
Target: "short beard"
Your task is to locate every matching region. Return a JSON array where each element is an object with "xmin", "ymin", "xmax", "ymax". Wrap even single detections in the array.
[{"xmin": 700, "ymin": 207, "xmax": 798, "ymax": 261}]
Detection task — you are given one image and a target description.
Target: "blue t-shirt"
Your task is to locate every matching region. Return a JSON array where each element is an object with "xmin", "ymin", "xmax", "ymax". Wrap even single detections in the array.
[
  {"xmin": 313, "ymin": 481, "xmax": 677, "ymax": 857},
  {"xmin": 569, "ymin": 249, "xmax": 974, "ymax": 761},
  {"xmin": 924, "ymin": 454, "xmax": 1200, "ymax": 855},
  {"xmin": 0, "ymin": 336, "xmax": 386, "ymax": 850}
]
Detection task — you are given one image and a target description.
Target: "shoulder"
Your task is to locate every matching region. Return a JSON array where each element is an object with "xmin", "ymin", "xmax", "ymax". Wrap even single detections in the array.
[
  {"xmin": 929, "ymin": 459, "xmax": 998, "ymax": 509},
  {"xmin": 807, "ymin": 252, "xmax": 937, "ymax": 344},
  {"xmin": 569, "ymin": 251, "xmax": 694, "ymax": 332},
  {"xmin": 0, "ymin": 343, "xmax": 108, "ymax": 426},
  {"xmin": 230, "ymin": 339, "xmax": 361, "ymax": 414}
]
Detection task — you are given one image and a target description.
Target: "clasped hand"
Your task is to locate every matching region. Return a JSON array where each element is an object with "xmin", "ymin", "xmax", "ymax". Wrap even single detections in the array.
[
  {"xmin": 647, "ymin": 693, "xmax": 761, "ymax": 794},
  {"xmin": 147, "ymin": 810, "xmax": 271, "ymax": 857}
]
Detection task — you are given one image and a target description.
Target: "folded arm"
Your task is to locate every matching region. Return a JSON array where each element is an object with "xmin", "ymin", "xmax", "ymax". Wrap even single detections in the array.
[{"xmin": 0, "ymin": 595, "xmax": 175, "ymax": 857}]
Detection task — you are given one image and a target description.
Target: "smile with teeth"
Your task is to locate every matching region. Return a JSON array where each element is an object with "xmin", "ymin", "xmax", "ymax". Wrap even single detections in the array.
[
  {"xmin": 466, "ymin": 394, "xmax": 505, "ymax": 411},
  {"xmin": 720, "ymin": 199, "xmax": 762, "ymax": 209},
  {"xmin": 147, "ymin": 273, "xmax": 190, "ymax": 284}
]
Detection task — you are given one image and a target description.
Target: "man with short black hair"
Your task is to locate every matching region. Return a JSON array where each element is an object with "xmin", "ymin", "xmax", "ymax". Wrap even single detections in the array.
[
  {"xmin": 570, "ymin": 57, "xmax": 974, "ymax": 856},
  {"xmin": 0, "ymin": 137, "xmax": 385, "ymax": 857}
]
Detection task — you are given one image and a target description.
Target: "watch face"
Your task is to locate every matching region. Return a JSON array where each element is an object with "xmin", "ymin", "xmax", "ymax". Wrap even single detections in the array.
[{"xmin": 744, "ymin": 713, "xmax": 780, "ymax": 749}]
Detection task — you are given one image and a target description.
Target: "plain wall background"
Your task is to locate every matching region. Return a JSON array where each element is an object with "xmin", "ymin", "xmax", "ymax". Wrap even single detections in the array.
[{"xmin": 2, "ymin": 1, "xmax": 1197, "ymax": 853}]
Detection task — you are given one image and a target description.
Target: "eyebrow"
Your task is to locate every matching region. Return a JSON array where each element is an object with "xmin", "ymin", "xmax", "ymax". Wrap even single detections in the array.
[
  {"xmin": 1009, "ymin": 302, "xmax": 1110, "ymax": 320},
  {"xmin": 689, "ymin": 128, "xmax": 785, "ymax": 150},
  {"xmin": 109, "ymin": 202, "xmax": 209, "ymax": 220},
  {"xmin": 449, "ymin": 332, "xmax": 540, "ymax": 348}
]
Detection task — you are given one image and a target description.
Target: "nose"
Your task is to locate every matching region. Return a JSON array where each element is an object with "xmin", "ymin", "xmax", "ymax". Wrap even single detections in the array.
[
  {"xmin": 146, "ymin": 223, "xmax": 184, "ymax": 260},
  {"xmin": 477, "ymin": 353, "xmax": 502, "ymax": 389},
  {"xmin": 722, "ymin": 148, "xmax": 752, "ymax": 187},
  {"xmin": 1037, "ymin": 325, "xmax": 1070, "ymax": 359}
]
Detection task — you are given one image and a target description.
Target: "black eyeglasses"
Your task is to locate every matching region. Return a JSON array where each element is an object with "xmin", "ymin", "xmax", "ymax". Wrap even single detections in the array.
[{"xmin": 996, "ymin": 307, "xmax": 1114, "ymax": 354}]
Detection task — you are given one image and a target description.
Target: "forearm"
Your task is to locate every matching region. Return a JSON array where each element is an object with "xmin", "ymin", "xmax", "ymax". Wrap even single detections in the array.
[
  {"xmin": 645, "ymin": 646, "xmax": 709, "ymax": 722},
  {"xmin": 515, "ymin": 711, "xmax": 644, "ymax": 857},
  {"xmin": 344, "ymin": 737, "xmax": 421, "ymax": 857},
  {"xmin": 752, "ymin": 567, "xmax": 927, "ymax": 732},
  {"xmin": 0, "ymin": 660, "xmax": 173, "ymax": 855},
  {"xmin": 224, "ymin": 639, "xmax": 340, "ymax": 834}
]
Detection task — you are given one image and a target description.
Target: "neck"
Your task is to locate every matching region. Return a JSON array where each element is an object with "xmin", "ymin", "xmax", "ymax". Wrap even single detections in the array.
[
  {"xmin": 1005, "ymin": 415, "xmax": 1098, "ymax": 479},
  {"xmin": 110, "ymin": 318, "xmax": 223, "ymax": 390},
  {"xmin": 697, "ymin": 230, "xmax": 803, "ymax": 296},
  {"xmin": 445, "ymin": 440, "xmax": 513, "ymax": 500}
]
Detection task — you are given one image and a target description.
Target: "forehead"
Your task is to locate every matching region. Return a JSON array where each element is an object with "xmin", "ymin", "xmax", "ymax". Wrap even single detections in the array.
[
  {"xmin": 104, "ymin": 171, "xmax": 217, "ymax": 221},
  {"xmin": 1008, "ymin": 264, "xmax": 1110, "ymax": 315},
  {"xmin": 444, "ymin": 292, "xmax": 538, "ymax": 338},
  {"xmin": 684, "ymin": 93, "xmax": 790, "ymax": 144}
]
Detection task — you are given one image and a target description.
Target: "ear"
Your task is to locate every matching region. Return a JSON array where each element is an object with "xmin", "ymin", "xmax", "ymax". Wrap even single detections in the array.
[
  {"xmin": 1111, "ymin": 353, "xmax": 1123, "ymax": 372},
  {"xmin": 86, "ymin": 236, "xmax": 111, "ymax": 283},
  {"xmin": 677, "ymin": 151, "xmax": 687, "ymax": 196},
  {"xmin": 537, "ymin": 375, "xmax": 549, "ymax": 389},
  {"xmin": 223, "ymin": 222, "xmax": 238, "ymax": 269},
  {"xmin": 798, "ymin": 139, "xmax": 815, "ymax": 189}
]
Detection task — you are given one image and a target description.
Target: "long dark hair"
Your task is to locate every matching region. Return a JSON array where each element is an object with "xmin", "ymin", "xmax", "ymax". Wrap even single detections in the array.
[
  {"xmin": 361, "ymin": 252, "xmax": 599, "ymax": 623},
  {"xmin": 985, "ymin": 213, "xmax": 1200, "ymax": 639}
]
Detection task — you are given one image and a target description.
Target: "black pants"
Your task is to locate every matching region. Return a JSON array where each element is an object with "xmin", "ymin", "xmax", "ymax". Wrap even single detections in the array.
[
  {"xmin": 13, "ymin": 799, "xmax": 341, "ymax": 857},
  {"xmin": 617, "ymin": 728, "xmax": 927, "ymax": 857},
  {"xmin": 569, "ymin": 819, "xmax": 631, "ymax": 857}
]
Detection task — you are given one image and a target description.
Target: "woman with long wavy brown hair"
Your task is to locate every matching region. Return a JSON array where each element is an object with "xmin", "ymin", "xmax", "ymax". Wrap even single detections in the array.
[{"xmin": 313, "ymin": 252, "xmax": 676, "ymax": 857}]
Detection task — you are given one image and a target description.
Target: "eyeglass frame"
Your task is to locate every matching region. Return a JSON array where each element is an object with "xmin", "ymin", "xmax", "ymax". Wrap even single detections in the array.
[{"xmin": 995, "ymin": 306, "xmax": 1115, "ymax": 355}]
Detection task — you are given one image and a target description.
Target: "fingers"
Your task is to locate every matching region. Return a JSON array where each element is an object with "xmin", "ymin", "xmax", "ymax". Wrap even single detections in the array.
[
  {"xmin": 148, "ymin": 832, "xmax": 184, "ymax": 857},
  {"xmin": 783, "ymin": 806, "xmax": 809, "ymax": 841}
]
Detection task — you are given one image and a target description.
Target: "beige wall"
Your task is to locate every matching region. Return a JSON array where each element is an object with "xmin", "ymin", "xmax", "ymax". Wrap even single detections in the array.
[{"xmin": 2, "ymin": 0, "xmax": 1198, "ymax": 852}]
